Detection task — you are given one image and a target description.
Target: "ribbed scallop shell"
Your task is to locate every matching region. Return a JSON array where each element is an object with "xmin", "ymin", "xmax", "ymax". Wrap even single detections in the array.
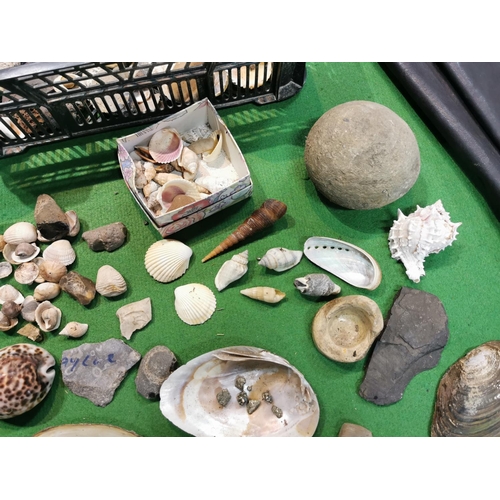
[
  {"xmin": 42, "ymin": 239, "xmax": 76, "ymax": 266},
  {"xmin": 389, "ymin": 200, "xmax": 461, "ymax": 283},
  {"xmin": 258, "ymin": 247, "xmax": 303, "ymax": 272},
  {"xmin": 214, "ymin": 250, "xmax": 248, "ymax": 291},
  {"xmin": 38, "ymin": 259, "xmax": 67, "ymax": 283},
  {"xmin": 95, "ymin": 265, "xmax": 127, "ymax": 297},
  {"xmin": 174, "ymin": 283, "xmax": 216, "ymax": 325},
  {"xmin": 3, "ymin": 222, "xmax": 38, "ymax": 245},
  {"xmin": 432, "ymin": 341, "xmax": 500, "ymax": 437},
  {"xmin": 148, "ymin": 128, "xmax": 183, "ymax": 164},
  {"xmin": 145, "ymin": 240, "xmax": 193, "ymax": 283}
]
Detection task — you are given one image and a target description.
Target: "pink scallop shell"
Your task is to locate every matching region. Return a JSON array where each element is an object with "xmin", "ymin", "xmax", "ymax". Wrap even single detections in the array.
[{"xmin": 148, "ymin": 128, "xmax": 183, "ymax": 164}]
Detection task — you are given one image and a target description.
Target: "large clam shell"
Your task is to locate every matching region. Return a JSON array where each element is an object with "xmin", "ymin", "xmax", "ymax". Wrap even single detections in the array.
[
  {"xmin": 145, "ymin": 239, "xmax": 192, "ymax": 283},
  {"xmin": 304, "ymin": 236, "xmax": 382, "ymax": 290},
  {"xmin": 431, "ymin": 341, "xmax": 500, "ymax": 437},
  {"xmin": 42, "ymin": 239, "xmax": 76, "ymax": 266},
  {"xmin": 159, "ymin": 346, "xmax": 320, "ymax": 437},
  {"xmin": 174, "ymin": 283, "xmax": 216, "ymax": 325}
]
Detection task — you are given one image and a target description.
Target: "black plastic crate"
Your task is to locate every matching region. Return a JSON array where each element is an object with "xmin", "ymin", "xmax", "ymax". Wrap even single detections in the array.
[{"xmin": 0, "ymin": 62, "xmax": 306, "ymax": 157}]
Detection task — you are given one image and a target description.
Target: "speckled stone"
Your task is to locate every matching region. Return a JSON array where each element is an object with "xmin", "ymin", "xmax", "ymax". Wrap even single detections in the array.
[
  {"xmin": 82, "ymin": 222, "xmax": 128, "ymax": 252},
  {"xmin": 34, "ymin": 194, "xmax": 70, "ymax": 241},
  {"xmin": 135, "ymin": 345, "xmax": 177, "ymax": 400},
  {"xmin": 61, "ymin": 338, "xmax": 141, "ymax": 407},
  {"xmin": 59, "ymin": 271, "xmax": 96, "ymax": 306},
  {"xmin": 359, "ymin": 287, "xmax": 449, "ymax": 406}
]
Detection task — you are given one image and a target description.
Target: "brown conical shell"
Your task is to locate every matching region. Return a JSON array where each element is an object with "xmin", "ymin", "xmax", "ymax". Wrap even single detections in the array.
[{"xmin": 201, "ymin": 199, "xmax": 287, "ymax": 263}]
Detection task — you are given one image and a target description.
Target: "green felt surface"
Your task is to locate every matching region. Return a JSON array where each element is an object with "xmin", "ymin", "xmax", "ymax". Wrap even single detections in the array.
[{"xmin": 0, "ymin": 62, "xmax": 498, "ymax": 437}]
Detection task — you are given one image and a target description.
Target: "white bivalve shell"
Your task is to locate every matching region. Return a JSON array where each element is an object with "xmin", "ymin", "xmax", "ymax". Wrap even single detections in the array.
[
  {"xmin": 157, "ymin": 178, "xmax": 201, "ymax": 212},
  {"xmin": 42, "ymin": 239, "xmax": 76, "ymax": 266},
  {"xmin": 0, "ymin": 262, "xmax": 13, "ymax": 279},
  {"xmin": 3, "ymin": 222, "xmax": 38, "ymax": 245},
  {"xmin": 35, "ymin": 301, "xmax": 62, "ymax": 332},
  {"xmin": 3, "ymin": 242, "xmax": 40, "ymax": 264},
  {"xmin": 388, "ymin": 199, "xmax": 461, "ymax": 283},
  {"xmin": 33, "ymin": 282, "xmax": 61, "ymax": 302},
  {"xmin": 214, "ymin": 250, "xmax": 248, "ymax": 291},
  {"xmin": 95, "ymin": 265, "xmax": 127, "ymax": 297},
  {"xmin": 145, "ymin": 239, "xmax": 192, "ymax": 283},
  {"xmin": 0, "ymin": 285, "xmax": 24, "ymax": 305},
  {"xmin": 159, "ymin": 345, "xmax": 320, "ymax": 437},
  {"xmin": 258, "ymin": 247, "xmax": 303, "ymax": 272},
  {"xmin": 174, "ymin": 283, "xmax": 216, "ymax": 325}
]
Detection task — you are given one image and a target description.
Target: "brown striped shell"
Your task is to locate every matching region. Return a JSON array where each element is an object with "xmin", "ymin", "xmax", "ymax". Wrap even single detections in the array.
[{"xmin": 0, "ymin": 344, "xmax": 55, "ymax": 419}]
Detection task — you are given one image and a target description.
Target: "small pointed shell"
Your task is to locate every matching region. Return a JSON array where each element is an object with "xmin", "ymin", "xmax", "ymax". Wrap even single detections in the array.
[
  {"xmin": 174, "ymin": 284, "xmax": 216, "ymax": 325},
  {"xmin": 0, "ymin": 284, "xmax": 24, "ymax": 305},
  {"xmin": 33, "ymin": 282, "xmax": 61, "ymax": 302},
  {"xmin": 145, "ymin": 239, "xmax": 193, "ymax": 283},
  {"xmin": 96, "ymin": 265, "xmax": 127, "ymax": 297},
  {"xmin": 258, "ymin": 247, "xmax": 303, "ymax": 272},
  {"xmin": 38, "ymin": 259, "xmax": 67, "ymax": 283},
  {"xmin": 43, "ymin": 239, "xmax": 76, "ymax": 266},
  {"xmin": 21, "ymin": 296, "xmax": 40, "ymax": 322},
  {"xmin": 214, "ymin": 250, "xmax": 249, "ymax": 291},
  {"xmin": 34, "ymin": 300, "xmax": 62, "ymax": 332},
  {"xmin": 14, "ymin": 262, "xmax": 40, "ymax": 285},
  {"xmin": 59, "ymin": 321, "xmax": 88, "ymax": 339},
  {"xmin": 240, "ymin": 287, "xmax": 286, "ymax": 304},
  {"xmin": 3, "ymin": 222, "xmax": 38, "ymax": 244}
]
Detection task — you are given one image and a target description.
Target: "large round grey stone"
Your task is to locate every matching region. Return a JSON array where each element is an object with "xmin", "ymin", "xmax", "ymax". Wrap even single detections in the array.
[{"xmin": 304, "ymin": 100, "xmax": 420, "ymax": 210}]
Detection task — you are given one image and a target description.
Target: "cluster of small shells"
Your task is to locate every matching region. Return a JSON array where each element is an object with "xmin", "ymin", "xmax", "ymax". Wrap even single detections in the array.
[
  {"xmin": 0, "ymin": 195, "xmax": 128, "ymax": 343},
  {"xmin": 133, "ymin": 124, "xmax": 240, "ymax": 218}
]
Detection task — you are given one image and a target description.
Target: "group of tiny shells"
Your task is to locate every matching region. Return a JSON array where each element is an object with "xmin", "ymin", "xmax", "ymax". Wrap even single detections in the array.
[{"xmin": 133, "ymin": 123, "xmax": 239, "ymax": 219}]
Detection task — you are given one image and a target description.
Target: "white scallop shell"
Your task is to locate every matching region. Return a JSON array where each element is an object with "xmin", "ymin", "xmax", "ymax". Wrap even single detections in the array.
[
  {"xmin": 59, "ymin": 321, "xmax": 88, "ymax": 338},
  {"xmin": 388, "ymin": 200, "xmax": 461, "ymax": 283},
  {"xmin": 214, "ymin": 250, "xmax": 249, "ymax": 291},
  {"xmin": 3, "ymin": 222, "xmax": 38, "ymax": 245},
  {"xmin": 159, "ymin": 345, "xmax": 319, "ymax": 437},
  {"xmin": 35, "ymin": 300, "xmax": 62, "ymax": 332},
  {"xmin": 174, "ymin": 283, "xmax": 216, "ymax": 325},
  {"xmin": 148, "ymin": 128, "xmax": 183, "ymax": 164},
  {"xmin": 145, "ymin": 239, "xmax": 193, "ymax": 283},
  {"xmin": 38, "ymin": 259, "xmax": 67, "ymax": 283},
  {"xmin": 43, "ymin": 239, "xmax": 76, "ymax": 266},
  {"xmin": 258, "ymin": 247, "xmax": 303, "ymax": 272},
  {"xmin": 96, "ymin": 265, "xmax": 127, "ymax": 297}
]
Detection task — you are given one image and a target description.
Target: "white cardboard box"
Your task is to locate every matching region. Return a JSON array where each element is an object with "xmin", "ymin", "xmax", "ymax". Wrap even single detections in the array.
[{"xmin": 117, "ymin": 98, "xmax": 253, "ymax": 237}]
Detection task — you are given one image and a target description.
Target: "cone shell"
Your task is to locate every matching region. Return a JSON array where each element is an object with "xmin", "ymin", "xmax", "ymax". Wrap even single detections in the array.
[
  {"xmin": 95, "ymin": 265, "xmax": 127, "ymax": 297},
  {"xmin": 3, "ymin": 222, "xmax": 38, "ymax": 245},
  {"xmin": 202, "ymin": 199, "xmax": 287, "ymax": 263},
  {"xmin": 214, "ymin": 250, "xmax": 249, "ymax": 291},
  {"xmin": 174, "ymin": 283, "xmax": 216, "ymax": 325},
  {"xmin": 42, "ymin": 239, "xmax": 76, "ymax": 266},
  {"xmin": 145, "ymin": 239, "xmax": 193, "ymax": 283},
  {"xmin": 148, "ymin": 128, "xmax": 183, "ymax": 164},
  {"xmin": 258, "ymin": 247, "xmax": 303, "ymax": 272},
  {"xmin": 240, "ymin": 287, "xmax": 286, "ymax": 304}
]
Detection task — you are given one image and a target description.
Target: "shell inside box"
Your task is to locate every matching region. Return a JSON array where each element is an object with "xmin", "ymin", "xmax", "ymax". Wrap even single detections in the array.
[{"xmin": 117, "ymin": 98, "xmax": 253, "ymax": 236}]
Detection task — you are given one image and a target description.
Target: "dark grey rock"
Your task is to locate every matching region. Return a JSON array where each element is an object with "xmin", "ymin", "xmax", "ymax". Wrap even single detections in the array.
[
  {"xmin": 82, "ymin": 222, "xmax": 128, "ymax": 252},
  {"xmin": 135, "ymin": 345, "xmax": 177, "ymax": 400},
  {"xmin": 34, "ymin": 194, "xmax": 70, "ymax": 241},
  {"xmin": 61, "ymin": 338, "xmax": 141, "ymax": 407},
  {"xmin": 359, "ymin": 287, "xmax": 449, "ymax": 406}
]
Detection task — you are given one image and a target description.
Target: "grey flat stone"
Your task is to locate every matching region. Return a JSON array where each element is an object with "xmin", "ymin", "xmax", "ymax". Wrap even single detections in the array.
[
  {"xmin": 82, "ymin": 222, "xmax": 128, "ymax": 252},
  {"xmin": 61, "ymin": 338, "xmax": 141, "ymax": 407},
  {"xmin": 135, "ymin": 345, "xmax": 177, "ymax": 400},
  {"xmin": 359, "ymin": 287, "xmax": 449, "ymax": 406}
]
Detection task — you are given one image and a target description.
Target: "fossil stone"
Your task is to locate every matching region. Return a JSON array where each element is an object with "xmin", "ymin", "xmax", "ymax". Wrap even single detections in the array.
[
  {"xmin": 17, "ymin": 323, "xmax": 43, "ymax": 342},
  {"xmin": 59, "ymin": 271, "xmax": 96, "ymax": 306},
  {"xmin": 338, "ymin": 423, "xmax": 373, "ymax": 437},
  {"xmin": 61, "ymin": 338, "xmax": 141, "ymax": 407},
  {"xmin": 359, "ymin": 287, "xmax": 449, "ymax": 406},
  {"xmin": 34, "ymin": 194, "xmax": 70, "ymax": 241},
  {"xmin": 135, "ymin": 345, "xmax": 177, "ymax": 400},
  {"xmin": 116, "ymin": 298, "xmax": 152, "ymax": 340},
  {"xmin": 82, "ymin": 222, "xmax": 128, "ymax": 252}
]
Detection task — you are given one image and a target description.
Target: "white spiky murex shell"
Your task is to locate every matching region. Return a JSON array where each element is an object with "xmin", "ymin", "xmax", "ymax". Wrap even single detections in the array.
[
  {"xmin": 388, "ymin": 199, "xmax": 461, "ymax": 283},
  {"xmin": 214, "ymin": 250, "xmax": 249, "ymax": 291},
  {"xmin": 95, "ymin": 265, "xmax": 127, "ymax": 297},
  {"xmin": 145, "ymin": 239, "xmax": 193, "ymax": 283},
  {"xmin": 42, "ymin": 239, "xmax": 76, "ymax": 266},
  {"xmin": 258, "ymin": 247, "xmax": 303, "ymax": 272},
  {"xmin": 174, "ymin": 283, "xmax": 216, "ymax": 325}
]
